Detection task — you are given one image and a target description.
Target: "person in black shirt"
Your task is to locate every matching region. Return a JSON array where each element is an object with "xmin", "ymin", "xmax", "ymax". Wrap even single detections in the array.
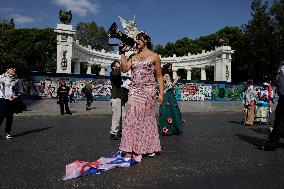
[
  {"xmin": 57, "ymin": 80, "xmax": 72, "ymax": 115},
  {"xmin": 260, "ymin": 61, "xmax": 284, "ymax": 151}
]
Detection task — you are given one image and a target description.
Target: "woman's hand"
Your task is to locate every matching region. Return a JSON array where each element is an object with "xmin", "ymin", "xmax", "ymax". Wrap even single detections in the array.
[
  {"xmin": 175, "ymin": 76, "xmax": 181, "ymax": 81},
  {"xmin": 119, "ymin": 43, "xmax": 128, "ymax": 55},
  {"xmin": 173, "ymin": 76, "xmax": 181, "ymax": 86}
]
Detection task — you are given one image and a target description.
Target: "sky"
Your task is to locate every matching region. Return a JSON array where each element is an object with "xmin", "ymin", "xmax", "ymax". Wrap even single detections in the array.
[{"xmin": 0, "ymin": 0, "xmax": 254, "ymax": 46}]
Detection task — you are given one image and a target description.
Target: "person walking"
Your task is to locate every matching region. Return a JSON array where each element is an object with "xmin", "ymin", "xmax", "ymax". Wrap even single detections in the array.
[
  {"xmin": 118, "ymin": 31, "xmax": 164, "ymax": 158},
  {"xmin": 84, "ymin": 81, "xmax": 93, "ymax": 110},
  {"xmin": 260, "ymin": 61, "xmax": 284, "ymax": 151},
  {"xmin": 69, "ymin": 81, "xmax": 76, "ymax": 103},
  {"xmin": 0, "ymin": 63, "xmax": 23, "ymax": 139},
  {"xmin": 57, "ymin": 80, "xmax": 72, "ymax": 115}
]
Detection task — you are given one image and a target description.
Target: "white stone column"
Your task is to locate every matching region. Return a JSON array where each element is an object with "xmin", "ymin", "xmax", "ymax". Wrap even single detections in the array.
[
  {"xmin": 86, "ymin": 64, "xmax": 92, "ymax": 74},
  {"xmin": 173, "ymin": 70, "xmax": 177, "ymax": 79},
  {"xmin": 214, "ymin": 58, "xmax": 232, "ymax": 82},
  {"xmin": 74, "ymin": 61, "xmax": 80, "ymax": 74},
  {"xmin": 213, "ymin": 46, "xmax": 233, "ymax": 82},
  {"xmin": 214, "ymin": 60, "xmax": 223, "ymax": 81},
  {"xmin": 186, "ymin": 68, "xmax": 192, "ymax": 80},
  {"xmin": 225, "ymin": 63, "xmax": 232, "ymax": 82},
  {"xmin": 99, "ymin": 64, "xmax": 105, "ymax": 76},
  {"xmin": 54, "ymin": 24, "xmax": 75, "ymax": 74},
  {"xmin": 201, "ymin": 67, "xmax": 206, "ymax": 80}
]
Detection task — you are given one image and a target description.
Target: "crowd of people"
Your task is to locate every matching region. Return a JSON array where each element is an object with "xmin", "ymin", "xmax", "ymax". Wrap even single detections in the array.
[
  {"xmin": 242, "ymin": 62, "xmax": 284, "ymax": 151},
  {"xmin": 242, "ymin": 80, "xmax": 274, "ymax": 126}
]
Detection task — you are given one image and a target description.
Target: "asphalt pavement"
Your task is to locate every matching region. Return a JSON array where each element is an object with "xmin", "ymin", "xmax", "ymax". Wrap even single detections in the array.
[{"xmin": 1, "ymin": 110, "xmax": 284, "ymax": 189}]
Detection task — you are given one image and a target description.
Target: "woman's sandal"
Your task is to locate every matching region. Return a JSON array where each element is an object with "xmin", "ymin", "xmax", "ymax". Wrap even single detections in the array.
[{"xmin": 124, "ymin": 152, "xmax": 132, "ymax": 158}]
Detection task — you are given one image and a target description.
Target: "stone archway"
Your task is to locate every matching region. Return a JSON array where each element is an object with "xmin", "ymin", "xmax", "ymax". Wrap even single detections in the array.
[
  {"xmin": 205, "ymin": 65, "xmax": 214, "ymax": 81},
  {"xmin": 191, "ymin": 68, "xmax": 201, "ymax": 81},
  {"xmin": 54, "ymin": 23, "xmax": 234, "ymax": 81}
]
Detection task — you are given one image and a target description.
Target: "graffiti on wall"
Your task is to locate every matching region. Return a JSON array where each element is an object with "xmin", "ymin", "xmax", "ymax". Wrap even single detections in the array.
[
  {"xmin": 21, "ymin": 75, "xmax": 245, "ymax": 101},
  {"xmin": 175, "ymin": 83, "xmax": 212, "ymax": 101},
  {"xmin": 21, "ymin": 76, "xmax": 112, "ymax": 100},
  {"xmin": 174, "ymin": 83, "xmax": 243, "ymax": 101}
]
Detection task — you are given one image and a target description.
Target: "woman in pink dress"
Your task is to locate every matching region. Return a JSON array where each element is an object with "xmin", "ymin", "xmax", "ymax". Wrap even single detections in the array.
[{"xmin": 119, "ymin": 32, "xmax": 164, "ymax": 158}]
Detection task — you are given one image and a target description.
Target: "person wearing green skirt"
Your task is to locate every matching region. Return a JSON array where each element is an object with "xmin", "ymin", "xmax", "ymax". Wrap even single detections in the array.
[{"xmin": 159, "ymin": 73, "xmax": 183, "ymax": 135}]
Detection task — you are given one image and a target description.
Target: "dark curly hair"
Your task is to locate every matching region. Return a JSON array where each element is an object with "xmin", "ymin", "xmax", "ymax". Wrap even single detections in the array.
[
  {"xmin": 162, "ymin": 63, "xmax": 173, "ymax": 79},
  {"xmin": 136, "ymin": 32, "xmax": 152, "ymax": 49},
  {"xmin": 111, "ymin": 60, "xmax": 120, "ymax": 70}
]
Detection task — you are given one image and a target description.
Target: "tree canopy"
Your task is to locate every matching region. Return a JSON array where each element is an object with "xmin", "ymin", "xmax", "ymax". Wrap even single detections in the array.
[{"xmin": 75, "ymin": 22, "xmax": 113, "ymax": 52}]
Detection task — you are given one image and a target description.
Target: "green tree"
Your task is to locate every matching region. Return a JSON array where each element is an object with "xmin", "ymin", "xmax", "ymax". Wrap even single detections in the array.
[
  {"xmin": 242, "ymin": 0, "xmax": 277, "ymax": 82},
  {"xmin": 270, "ymin": 0, "xmax": 284, "ymax": 61},
  {"xmin": 175, "ymin": 37, "xmax": 202, "ymax": 56},
  {"xmin": 153, "ymin": 44, "xmax": 165, "ymax": 56},
  {"xmin": 196, "ymin": 34, "xmax": 219, "ymax": 51},
  {"xmin": 0, "ymin": 18, "xmax": 17, "ymax": 73},
  {"xmin": 154, "ymin": 37, "xmax": 202, "ymax": 57},
  {"xmin": 162, "ymin": 42, "xmax": 176, "ymax": 57},
  {"xmin": 0, "ymin": 18, "xmax": 15, "ymax": 32},
  {"xmin": 75, "ymin": 22, "xmax": 113, "ymax": 52},
  {"xmin": 191, "ymin": 68, "xmax": 201, "ymax": 80},
  {"xmin": 0, "ymin": 25, "xmax": 56, "ymax": 75}
]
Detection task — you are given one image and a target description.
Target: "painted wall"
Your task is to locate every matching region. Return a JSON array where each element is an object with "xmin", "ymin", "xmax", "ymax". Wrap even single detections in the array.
[
  {"xmin": 21, "ymin": 75, "xmax": 111, "ymax": 100},
  {"xmin": 21, "ymin": 74, "xmax": 244, "ymax": 101},
  {"xmin": 174, "ymin": 83, "xmax": 243, "ymax": 101}
]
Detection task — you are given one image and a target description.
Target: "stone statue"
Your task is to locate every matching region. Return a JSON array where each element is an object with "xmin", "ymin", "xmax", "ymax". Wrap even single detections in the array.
[
  {"xmin": 59, "ymin": 9, "xmax": 72, "ymax": 25},
  {"xmin": 118, "ymin": 15, "xmax": 140, "ymax": 39},
  {"xmin": 219, "ymin": 38, "xmax": 229, "ymax": 46}
]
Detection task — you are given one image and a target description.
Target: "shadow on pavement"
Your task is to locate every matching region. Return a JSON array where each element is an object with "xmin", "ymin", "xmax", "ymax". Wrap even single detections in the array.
[
  {"xmin": 235, "ymin": 134, "xmax": 284, "ymax": 150},
  {"xmin": 235, "ymin": 134, "xmax": 267, "ymax": 148},
  {"xmin": 12, "ymin": 127, "xmax": 53, "ymax": 138},
  {"xmin": 22, "ymin": 99, "xmax": 42, "ymax": 106},
  {"xmin": 249, "ymin": 128, "xmax": 271, "ymax": 135},
  {"xmin": 229, "ymin": 120, "xmax": 244, "ymax": 125}
]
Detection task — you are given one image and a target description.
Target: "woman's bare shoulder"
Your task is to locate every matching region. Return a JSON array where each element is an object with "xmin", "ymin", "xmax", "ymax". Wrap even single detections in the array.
[{"xmin": 148, "ymin": 51, "xmax": 160, "ymax": 61}]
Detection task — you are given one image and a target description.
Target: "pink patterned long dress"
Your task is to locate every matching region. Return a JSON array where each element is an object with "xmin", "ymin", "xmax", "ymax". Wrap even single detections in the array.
[{"xmin": 119, "ymin": 58, "xmax": 161, "ymax": 154}]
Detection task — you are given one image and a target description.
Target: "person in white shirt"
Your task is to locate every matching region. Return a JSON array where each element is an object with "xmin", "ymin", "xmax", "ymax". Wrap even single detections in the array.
[
  {"xmin": 243, "ymin": 82, "xmax": 256, "ymax": 126},
  {"xmin": 0, "ymin": 64, "xmax": 22, "ymax": 139}
]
